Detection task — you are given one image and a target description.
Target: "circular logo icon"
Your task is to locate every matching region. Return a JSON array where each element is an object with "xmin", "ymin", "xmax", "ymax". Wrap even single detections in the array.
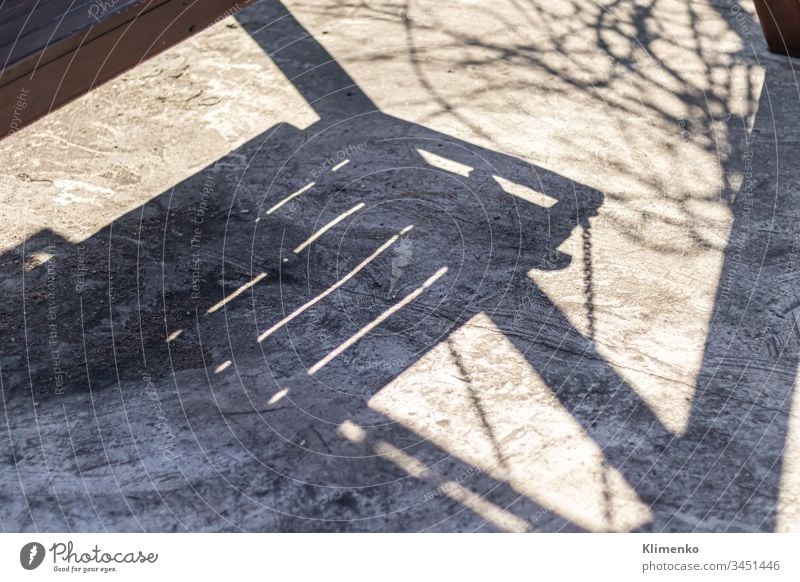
[{"xmin": 20, "ymin": 542, "xmax": 45, "ymax": 570}]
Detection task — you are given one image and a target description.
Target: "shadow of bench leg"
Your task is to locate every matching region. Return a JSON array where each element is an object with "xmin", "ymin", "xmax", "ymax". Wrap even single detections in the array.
[{"xmin": 753, "ymin": 0, "xmax": 800, "ymax": 57}]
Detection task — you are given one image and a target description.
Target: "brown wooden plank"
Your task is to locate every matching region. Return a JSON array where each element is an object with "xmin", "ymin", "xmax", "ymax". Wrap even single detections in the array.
[
  {"xmin": 753, "ymin": 0, "xmax": 800, "ymax": 58},
  {"xmin": 0, "ymin": 1, "xmax": 159, "ymax": 84},
  {"xmin": 1, "ymin": 0, "xmax": 253, "ymax": 138}
]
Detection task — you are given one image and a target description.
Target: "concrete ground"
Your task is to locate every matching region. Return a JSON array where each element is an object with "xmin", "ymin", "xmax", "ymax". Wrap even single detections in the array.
[{"xmin": 1, "ymin": 0, "xmax": 799, "ymax": 532}]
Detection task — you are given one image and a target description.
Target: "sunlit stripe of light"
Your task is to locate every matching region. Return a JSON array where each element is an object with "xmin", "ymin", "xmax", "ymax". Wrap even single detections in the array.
[
  {"xmin": 374, "ymin": 440, "xmax": 529, "ymax": 532},
  {"xmin": 307, "ymin": 266, "xmax": 447, "ymax": 375},
  {"xmin": 207, "ymin": 272, "xmax": 268, "ymax": 314},
  {"xmin": 266, "ymin": 181, "xmax": 315, "ymax": 215},
  {"xmin": 294, "ymin": 203, "xmax": 365, "ymax": 253},
  {"xmin": 257, "ymin": 225, "xmax": 414, "ymax": 343}
]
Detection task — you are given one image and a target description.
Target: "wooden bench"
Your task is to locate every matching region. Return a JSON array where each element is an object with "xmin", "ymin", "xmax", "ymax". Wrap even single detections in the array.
[
  {"xmin": 0, "ymin": 0, "xmax": 252, "ymax": 138},
  {"xmin": 754, "ymin": 0, "xmax": 800, "ymax": 58}
]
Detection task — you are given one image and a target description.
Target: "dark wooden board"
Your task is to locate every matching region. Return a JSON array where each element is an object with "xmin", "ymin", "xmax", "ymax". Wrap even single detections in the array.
[
  {"xmin": 1, "ymin": 0, "xmax": 253, "ymax": 138},
  {"xmin": 753, "ymin": 0, "xmax": 800, "ymax": 58},
  {"xmin": 0, "ymin": 1, "xmax": 150, "ymax": 82}
]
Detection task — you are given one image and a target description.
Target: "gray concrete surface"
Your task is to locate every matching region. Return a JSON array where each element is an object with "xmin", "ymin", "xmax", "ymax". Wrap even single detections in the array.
[{"xmin": 1, "ymin": 0, "xmax": 799, "ymax": 532}]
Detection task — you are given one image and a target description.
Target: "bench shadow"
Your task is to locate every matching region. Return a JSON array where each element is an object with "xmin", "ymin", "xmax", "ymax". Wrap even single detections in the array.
[{"xmin": 0, "ymin": 0, "xmax": 797, "ymax": 532}]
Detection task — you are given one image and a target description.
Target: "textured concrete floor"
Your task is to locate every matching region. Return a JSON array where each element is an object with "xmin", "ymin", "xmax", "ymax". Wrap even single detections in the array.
[{"xmin": 1, "ymin": 0, "xmax": 799, "ymax": 532}]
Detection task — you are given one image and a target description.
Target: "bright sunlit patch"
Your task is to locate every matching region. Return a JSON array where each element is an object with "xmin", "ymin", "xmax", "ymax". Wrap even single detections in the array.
[
  {"xmin": 214, "ymin": 360, "xmax": 232, "ymax": 373},
  {"xmin": 52, "ymin": 179, "xmax": 112, "ymax": 206},
  {"xmin": 416, "ymin": 148, "xmax": 472, "ymax": 177},
  {"xmin": 257, "ymin": 226, "xmax": 414, "ymax": 342},
  {"xmin": 307, "ymin": 266, "xmax": 448, "ymax": 375},
  {"xmin": 337, "ymin": 420, "xmax": 366, "ymax": 443},
  {"xmin": 268, "ymin": 388, "xmax": 289, "ymax": 405},
  {"xmin": 528, "ymin": 203, "xmax": 731, "ymax": 435},
  {"xmin": 369, "ymin": 311, "xmax": 652, "ymax": 531},
  {"xmin": 777, "ymin": 373, "xmax": 800, "ymax": 532},
  {"xmin": 294, "ymin": 203, "xmax": 365, "ymax": 253},
  {"xmin": 166, "ymin": 329, "xmax": 183, "ymax": 342},
  {"xmin": 492, "ymin": 175, "xmax": 557, "ymax": 208},
  {"xmin": 266, "ymin": 182, "xmax": 315, "ymax": 215},
  {"xmin": 23, "ymin": 251, "xmax": 54, "ymax": 271},
  {"xmin": 374, "ymin": 440, "xmax": 529, "ymax": 532},
  {"xmin": 207, "ymin": 272, "xmax": 268, "ymax": 314}
]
